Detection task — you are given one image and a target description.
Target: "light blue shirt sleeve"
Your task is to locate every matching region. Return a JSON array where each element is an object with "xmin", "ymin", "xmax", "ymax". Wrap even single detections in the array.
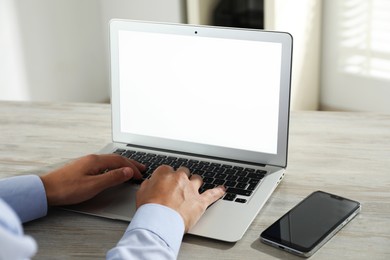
[
  {"xmin": 0, "ymin": 175, "xmax": 186, "ymax": 259},
  {"xmin": 0, "ymin": 175, "xmax": 48, "ymax": 259},
  {"xmin": 107, "ymin": 203, "xmax": 185, "ymax": 260},
  {"xmin": 0, "ymin": 175, "xmax": 48, "ymax": 223}
]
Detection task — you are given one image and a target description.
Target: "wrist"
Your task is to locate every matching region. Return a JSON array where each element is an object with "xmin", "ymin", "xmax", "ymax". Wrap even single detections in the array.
[{"xmin": 39, "ymin": 175, "xmax": 57, "ymax": 206}]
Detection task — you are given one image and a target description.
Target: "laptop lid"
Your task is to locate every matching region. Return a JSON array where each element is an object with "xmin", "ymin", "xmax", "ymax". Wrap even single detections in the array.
[{"xmin": 109, "ymin": 19, "xmax": 292, "ymax": 167}]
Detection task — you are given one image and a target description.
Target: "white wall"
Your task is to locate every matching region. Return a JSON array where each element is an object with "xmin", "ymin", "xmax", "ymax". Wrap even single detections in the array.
[
  {"xmin": 0, "ymin": 0, "xmax": 107, "ymax": 102},
  {"xmin": 0, "ymin": 0, "xmax": 185, "ymax": 103},
  {"xmin": 0, "ymin": 0, "xmax": 29, "ymax": 100},
  {"xmin": 320, "ymin": 0, "xmax": 390, "ymax": 113},
  {"xmin": 265, "ymin": 0, "xmax": 322, "ymax": 110}
]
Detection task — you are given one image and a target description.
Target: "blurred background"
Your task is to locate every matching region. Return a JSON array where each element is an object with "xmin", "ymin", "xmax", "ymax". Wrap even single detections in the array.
[{"xmin": 1, "ymin": 0, "xmax": 389, "ymax": 112}]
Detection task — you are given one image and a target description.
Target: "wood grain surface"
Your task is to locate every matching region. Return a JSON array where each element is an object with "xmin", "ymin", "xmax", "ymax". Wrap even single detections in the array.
[{"xmin": 1, "ymin": 101, "xmax": 389, "ymax": 259}]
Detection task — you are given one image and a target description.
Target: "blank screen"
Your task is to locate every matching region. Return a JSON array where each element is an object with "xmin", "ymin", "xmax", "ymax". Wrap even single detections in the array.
[{"xmin": 118, "ymin": 30, "xmax": 282, "ymax": 154}]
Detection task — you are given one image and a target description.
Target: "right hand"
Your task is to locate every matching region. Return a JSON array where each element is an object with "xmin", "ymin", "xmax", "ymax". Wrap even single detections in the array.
[{"xmin": 136, "ymin": 165, "xmax": 226, "ymax": 232}]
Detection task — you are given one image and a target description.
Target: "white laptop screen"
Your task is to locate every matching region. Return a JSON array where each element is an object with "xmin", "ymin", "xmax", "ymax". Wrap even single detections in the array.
[
  {"xmin": 110, "ymin": 20, "xmax": 292, "ymax": 167},
  {"xmin": 118, "ymin": 30, "xmax": 281, "ymax": 155}
]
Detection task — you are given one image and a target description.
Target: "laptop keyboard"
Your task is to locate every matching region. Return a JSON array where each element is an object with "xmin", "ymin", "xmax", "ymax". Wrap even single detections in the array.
[{"xmin": 113, "ymin": 148, "xmax": 267, "ymax": 204}]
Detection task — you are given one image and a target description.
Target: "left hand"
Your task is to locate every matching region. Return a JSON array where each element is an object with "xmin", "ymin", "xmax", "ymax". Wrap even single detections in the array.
[{"xmin": 40, "ymin": 154, "xmax": 145, "ymax": 206}]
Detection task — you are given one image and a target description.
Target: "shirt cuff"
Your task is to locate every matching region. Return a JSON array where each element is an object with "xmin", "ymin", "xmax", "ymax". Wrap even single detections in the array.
[
  {"xmin": 126, "ymin": 203, "xmax": 185, "ymax": 256},
  {"xmin": 0, "ymin": 175, "xmax": 48, "ymax": 223}
]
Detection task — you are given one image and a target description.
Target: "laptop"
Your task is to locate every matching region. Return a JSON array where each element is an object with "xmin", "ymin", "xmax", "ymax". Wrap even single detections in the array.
[{"xmin": 66, "ymin": 19, "xmax": 292, "ymax": 242}]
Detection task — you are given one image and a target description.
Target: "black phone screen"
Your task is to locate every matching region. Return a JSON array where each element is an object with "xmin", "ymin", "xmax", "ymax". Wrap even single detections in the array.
[{"xmin": 260, "ymin": 191, "xmax": 360, "ymax": 254}]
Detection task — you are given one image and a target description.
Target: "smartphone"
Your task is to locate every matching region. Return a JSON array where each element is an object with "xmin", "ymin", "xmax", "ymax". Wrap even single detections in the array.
[{"xmin": 260, "ymin": 191, "xmax": 361, "ymax": 257}]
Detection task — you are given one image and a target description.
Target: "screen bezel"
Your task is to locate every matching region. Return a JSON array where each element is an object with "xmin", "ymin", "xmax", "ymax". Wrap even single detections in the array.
[
  {"xmin": 109, "ymin": 19, "xmax": 292, "ymax": 167},
  {"xmin": 260, "ymin": 191, "xmax": 361, "ymax": 255}
]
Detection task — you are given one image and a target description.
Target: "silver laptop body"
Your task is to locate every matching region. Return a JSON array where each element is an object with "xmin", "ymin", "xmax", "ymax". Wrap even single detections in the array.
[{"xmin": 67, "ymin": 20, "xmax": 292, "ymax": 242}]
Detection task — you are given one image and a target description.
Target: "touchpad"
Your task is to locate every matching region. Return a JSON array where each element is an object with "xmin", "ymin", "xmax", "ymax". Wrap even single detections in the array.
[
  {"xmin": 63, "ymin": 183, "xmax": 139, "ymax": 222},
  {"xmin": 101, "ymin": 183, "xmax": 139, "ymax": 220}
]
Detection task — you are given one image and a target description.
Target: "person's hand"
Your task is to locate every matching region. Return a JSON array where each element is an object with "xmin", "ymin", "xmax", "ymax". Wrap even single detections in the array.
[
  {"xmin": 40, "ymin": 154, "xmax": 145, "ymax": 206},
  {"xmin": 136, "ymin": 165, "xmax": 226, "ymax": 232}
]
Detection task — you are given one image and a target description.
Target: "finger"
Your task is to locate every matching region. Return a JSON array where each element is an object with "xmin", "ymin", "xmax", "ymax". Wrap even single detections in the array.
[
  {"xmin": 190, "ymin": 174, "xmax": 203, "ymax": 189},
  {"xmin": 112, "ymin": 154, "xmax": 146, "ymax": 175},
  {"xmin": 154, "ymin": 164, "xmax": 174, "ymax": 174},
  {"xmin": 94, "ymin": 167, "xmax": 134, "ymax": 190},
  {"xmin": 150, "ymin": 165, "xmax": 174, "ymax": 179},
  {"xmin": 91, "ymin": 154, "xmax": 145, "ymax": 178},
  {"xmin": 126, "ymin": 158, "xmax": 145, "ymax": 171},
  {"xmin": 176, "ymin": 167, "xmax": 191, "ymax": 178},
  {"xmin": 200, "ymin": 185, "xmax": 226, "ymax": 205},
  {"xmin": 101, "ymin": 154, "xmax": 145, "ymax": 170}
]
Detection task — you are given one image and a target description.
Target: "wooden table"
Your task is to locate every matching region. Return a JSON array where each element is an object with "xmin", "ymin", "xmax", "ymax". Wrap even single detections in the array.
[{"xmin": 1, "ymin": 101, "xmax": 389, "ymax": 259}]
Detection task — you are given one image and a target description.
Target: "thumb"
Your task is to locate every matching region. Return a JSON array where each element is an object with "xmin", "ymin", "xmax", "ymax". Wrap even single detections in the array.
[{"xmin": 95, "ymin": 167, "xmax": 134, "ymax": 190}]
